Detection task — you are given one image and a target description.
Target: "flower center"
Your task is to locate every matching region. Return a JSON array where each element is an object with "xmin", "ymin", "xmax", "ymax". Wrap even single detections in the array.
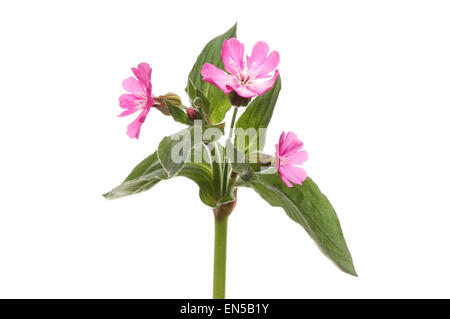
[
  {"xmin": 238, "ymin": 73, "xmax": 250, "ymax": 85},
  {"xmin": 134, "ymin": 93, "xmax": 148, "ymax": 110},
  {"xmin": 234, "ymin": 59, "xmax": 252, "ymax": 85},
  {"xmin": 279, "ymin": 156, "xmax": 288, "ymax": 167}
]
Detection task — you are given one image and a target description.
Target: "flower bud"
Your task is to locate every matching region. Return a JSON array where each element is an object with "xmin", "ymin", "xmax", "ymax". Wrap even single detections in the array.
[
  {"xmin": 153, "ymin": 92, "xmax": 182, "ymax": 115},
  {"xmin": 248, "ymin": 152, "xmax": 273, "ymax": 172},
  {"xmin": 187, "ymin": 107, "xmax": 199, "ymax": 122},
  {"xmin": 161, "ymin": 92, "xmax": 182, "ymax": 107}
]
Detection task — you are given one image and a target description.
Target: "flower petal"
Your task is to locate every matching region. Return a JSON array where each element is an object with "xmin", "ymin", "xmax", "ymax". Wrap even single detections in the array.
[
  {"xmin": 278, "ymin": 131, "xmax": 303, "ymax": 155},
  {"xmin": 118, "ymin": 107, "xmax": 138, "ymax": 117},
  {"xmin": 280, "ymin": 174, "xmax": 294, "ymax": 188},
  {"xmin": 286, "ymin": 150, "xmax": 308, "ymax": 165},
  {"xmin": 122, "ymin": 77, "xmax": 144, "ymax": 95},
  {"xmin": 119, "ymin": 94, "xmax": 139, "ymax": 109},
  {"xmin": 250, "ymin": 50, "xmax": 280, "ymax": 79},
  {"xmin": 246, "ymin": 41, "xmax": 269, "ymax": 75},
  {"xmin": 201, "ymin": 63, "xmax": 236, "ymax": 94},
  {"xmin": 126, "ymin": 108, "xmax": 150, "ymax": 139},
  {"xmin": 278, "ymin": 131, "xmax": 286, "ymax": 152},
  {"xmin": 247, "ymin": 69, "xmax": 279, "ymax": 96},
  {"xmin": 230, "ymin": 84, "xmax": 259, "ymax": 98},
  {"xmin": 119, "ymin": 94, "xmax": 147, "ymax": 117},
  {"xmin": 283, "ymin": 131, "xmax": 300, "ymax": 151},
  {"xmin": 132, "ymin": 62, "xmax": 152, "ymax": 90},
  {"xmin": 279, "ymin": 165, "xmax": 307, "ymax": 186},
  {"xmin": 222, "ymin": 38, "xmax": 245, "ymax": 77},
  {"xmin": 285, "ymin": 147, "xmax": 305, "ymax": 159}
]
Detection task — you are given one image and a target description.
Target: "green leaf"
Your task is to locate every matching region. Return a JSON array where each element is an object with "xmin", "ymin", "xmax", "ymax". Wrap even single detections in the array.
[
  {"xmin": 157, "ymin": 124, "xmax": 224, "ymax": 178},
  {"xmin": 218, "ymin": 160, "xmax": 235, "ymax": 205},
  {"xmin": 167, "ymin": 100, "xmax": 190, "ymax": 125},
  {"xmin": 103, "ymin": 145, "xmax": 218, "ymax": 207},
  {"xmin": 209, "ymin": 94, "xmax": 232, "ymax": 124},
  {"xmin": 186, "ymin": 24, "xmax": 237, "ymax": 124},
  {"xmin": 235, "ymin": 77, "xmax": 281, "ymax": 153},
  {"xmin": 192, "ymin": 141, "xmax": 235, "ymax": 206},
  {"xmin": 195, "ymin": 88, "xmax": 211, "ymax": 124},
  {"xmin": 187, "ymin": 77, "xmax": 196, "ymax": 105},
  {"xmin": 180, "ymin": 144, "xmax": 217, "ymax": 207},
  {"xmin": 240, "ymin": 173, "xmax": 357, "ymax": 276},
  {"xmin": 209, "ymin": 143, "xmax": 224, "ymax": 200},
  {"xmin": 103, "ymin": 152, "xmax": 166, "ymax": 200}
]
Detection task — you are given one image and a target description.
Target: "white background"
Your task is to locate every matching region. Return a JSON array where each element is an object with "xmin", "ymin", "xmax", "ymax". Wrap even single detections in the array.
[{"xmin": 1, "ymin": 0, "xmax": 449, "ymax": 298}]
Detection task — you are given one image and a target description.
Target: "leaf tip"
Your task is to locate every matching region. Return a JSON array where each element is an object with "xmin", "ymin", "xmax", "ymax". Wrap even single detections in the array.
[
  {"xmin": 227, "ymin": 23, "xmax": 237, "ymax": 37},
  {"xmin": 347, "ymin": 266, "xmax": 358, "ymax": 277},
  {"xmin": 339, "ymin": 261, "xmax": 358, "ymax": 277}
]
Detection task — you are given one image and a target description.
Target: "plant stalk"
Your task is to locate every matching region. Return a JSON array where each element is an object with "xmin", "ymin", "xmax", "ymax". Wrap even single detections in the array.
[
  {"xmin": 212, "ymin": 103, "xmax": 239, "ymax": 299},
  {"xmin": 213, "ymin": 214, "xmax": 228, "ymax": 299},
  {"xmin": 228, "ymin": 107, "xmax": 239, "ymax": 138}
]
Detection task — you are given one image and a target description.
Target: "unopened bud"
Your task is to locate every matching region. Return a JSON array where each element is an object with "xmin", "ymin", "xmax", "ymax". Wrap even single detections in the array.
[
  {"xmin": 187, "ymin": 107, "xmax": 199, "ymax": 122},
  {"xmin": 248, "ymin": 152, "xmax": 273, "ymax": 172},
  {"xmin": 161, "ymin": 92, "xmax": 182, "ymax": 107},
  {"xmin": 153, "ymin": 92, "xmax": 182, "ymax": 116}
]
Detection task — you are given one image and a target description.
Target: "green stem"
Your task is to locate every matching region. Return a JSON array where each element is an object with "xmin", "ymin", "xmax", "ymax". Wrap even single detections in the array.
[
  {"xmin": 228, "ymin": 107, "xmax": 239, "ymax": 138},
  {"xmin": 213, "ymin": 214, "xmax": 228, "ymax": 299}
]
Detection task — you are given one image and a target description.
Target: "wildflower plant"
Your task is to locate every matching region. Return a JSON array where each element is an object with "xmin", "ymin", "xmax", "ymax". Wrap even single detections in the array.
[{"xmin": 104, "ymin": 24, "xmax": 356, "ymax": 299}]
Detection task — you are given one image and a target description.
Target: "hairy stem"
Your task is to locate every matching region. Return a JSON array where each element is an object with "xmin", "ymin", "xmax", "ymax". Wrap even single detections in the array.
[
  {"xmin": 228, "ymin": 107, "xmax": 239, "ymax": 138},
  {"xmin": 212, "ymin": 194, "xmax": 237, "ymax": 299},
  {"xmin": 213, "ymin": 214, "xmax": 228, "ymax": 299}
]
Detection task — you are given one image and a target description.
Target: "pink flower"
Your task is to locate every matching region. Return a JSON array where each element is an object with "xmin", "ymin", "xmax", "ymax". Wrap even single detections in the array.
[
  {"xmin": 201, "ymin": 38, "xmax": 279, "ymax": 98},
  {"xmin": 118, "ymin": 63, "xmax": 154, "ymax": 139},
  {"xmin": 275, "ymin": 132, "xmax": 308, "ymax": 188}
]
